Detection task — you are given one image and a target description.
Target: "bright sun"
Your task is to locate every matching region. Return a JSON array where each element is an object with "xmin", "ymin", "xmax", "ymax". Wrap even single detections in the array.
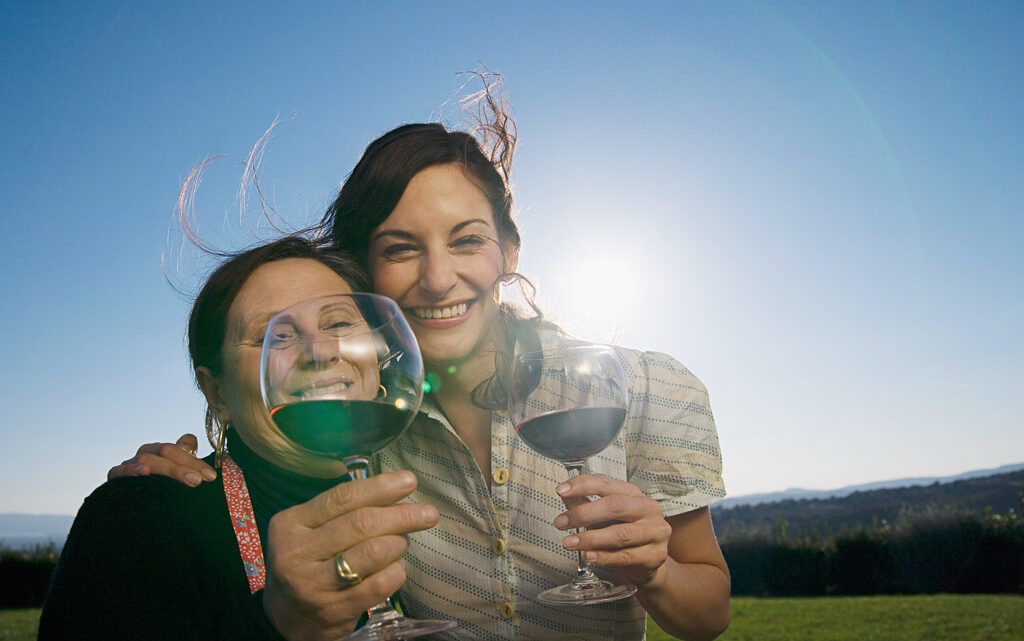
[{"xmin": 541, "ymin": 246, "xmax": 650, "ymax": 343}]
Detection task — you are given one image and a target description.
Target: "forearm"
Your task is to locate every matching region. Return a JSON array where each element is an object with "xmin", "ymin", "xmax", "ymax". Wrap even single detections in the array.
[{"xmin": 636, "ymin": 558, "xmax": 731, "ymax": 641}]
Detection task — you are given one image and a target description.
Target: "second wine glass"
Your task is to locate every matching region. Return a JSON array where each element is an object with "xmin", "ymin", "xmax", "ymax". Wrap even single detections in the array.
[
  {"xmin": 507, "ymin": 343, "xmax": 638, "ymax": 605},
  {"xmin": 260, "ymin": 293, "xmax": 456, "ymax": 640}
]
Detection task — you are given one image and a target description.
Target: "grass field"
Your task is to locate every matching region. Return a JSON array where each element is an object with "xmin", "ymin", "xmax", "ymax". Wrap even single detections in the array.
[{"xmin": 4, "ymin": 594, "xmax": 1022, "ymax": 640}]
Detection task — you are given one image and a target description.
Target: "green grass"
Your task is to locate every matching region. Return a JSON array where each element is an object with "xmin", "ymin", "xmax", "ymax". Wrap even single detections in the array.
[
  {"xmin": 5, "ymin": 595, "xmax": 1023, "ymax": 640},
  {"xmin": 649, "ymin": 595, "xmax": 1024, "ymax": 641},
  {"xmin": 0, "ymin": 609, "xmax": 39, "ymax": 641}
]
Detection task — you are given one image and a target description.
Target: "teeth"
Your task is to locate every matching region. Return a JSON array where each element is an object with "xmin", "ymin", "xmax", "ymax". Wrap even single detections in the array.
[
  {"xmin": 415, "ymin": 303, "xmax": 467, "ymax": 320},
  {"xmin": 303, "ymin": 381, "xmax": 351, "ymax": 397}
]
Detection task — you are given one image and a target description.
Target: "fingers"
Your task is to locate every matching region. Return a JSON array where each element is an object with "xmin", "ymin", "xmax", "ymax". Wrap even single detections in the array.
[
  {"xmin": 106, "ymin": 435, "xmax": 217, "ymax": 486},
  {"xmin": 556, "ymin": 473, "xmax": 644, "ymax": 501},
  {"xmin": 554, "ymin": 474, "xmax": 650, "ymax": 530},
  {"xmin": 319, "ymin": 534, "xmax": 409, "ymax": 589},
  {"xmin": 551, "ymin": 473, "xmax": 672, "ymax": 583},
  {"xmin": 263, "ymin": 557, "xmax": 407, "ymax": 641},
  {"xmin": 106, "ymin": 462, "xmax": 150, "ymax": 480},
  {"xmin": 564, "ymin": 517, "xmax": 672, "ymax": 556},
  {"xmin": 262, "ymin": 473, "xmax": 438, "ymax": 641},
  {"xmin": 295, "ymin": 470, "xmax": 422, "ymax": 529},
  {"xmin": 175, "ymin": 433, "xmax": 199, "ymax": 456}
]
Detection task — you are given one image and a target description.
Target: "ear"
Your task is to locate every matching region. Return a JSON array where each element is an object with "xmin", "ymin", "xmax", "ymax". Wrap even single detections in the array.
[
  {"xmin": 502, "ymin": 241, "xmax": 520, "ymax": 275},
  {"xmin": 195, "ymin": 366, "xmax": 231, "ymax": 425}
]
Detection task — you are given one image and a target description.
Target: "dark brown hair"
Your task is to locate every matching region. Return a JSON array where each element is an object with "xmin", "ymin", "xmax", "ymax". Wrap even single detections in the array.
[
  {"xmin": 316, "ymin": 76, "xmax": 552, "ymax": 409},
  {"xmin": 321, "ymin": 122, "xmax": 520, "ymax": 270},
  {"xmin": 187, "ymin": 236, "xmax": 368, "ymax": 377}
]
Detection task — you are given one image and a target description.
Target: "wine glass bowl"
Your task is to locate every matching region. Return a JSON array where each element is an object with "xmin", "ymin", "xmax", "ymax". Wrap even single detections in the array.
[
  {"xmin": 507, "ymin": 344, "xmax": 638, "ymax": 605},
  {"xmin": 261, "ymin": 293, "xmax": 421, "ymax": 470},
  {"xmin": 260, "ymin": 293, "xmax": 456, "ymax": 640}
]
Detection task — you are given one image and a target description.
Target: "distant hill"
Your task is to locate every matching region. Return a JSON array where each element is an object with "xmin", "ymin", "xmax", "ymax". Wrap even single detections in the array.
[
  {"xmin": 711, "ymin": 468, "xmax": 1024, "ymax": 541},
  {"xmin": 4, "ymin": 463, "xmax": 1023, "ymax": 548},
  {"xmin": 0, "ymin": 513, "xmax": 73, "ymax": 549},
  {"xmin": 716, "ymin": 462, "xmax": 1024, "ymax": 509}
]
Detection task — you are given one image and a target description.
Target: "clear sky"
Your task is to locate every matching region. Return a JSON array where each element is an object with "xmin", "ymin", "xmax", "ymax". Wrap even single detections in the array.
[{"xmin": 1, "ymin": 1, "xmax": 1021, "ymax": 514}]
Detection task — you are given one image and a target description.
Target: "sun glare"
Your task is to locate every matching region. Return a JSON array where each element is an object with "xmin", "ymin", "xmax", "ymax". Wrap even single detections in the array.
[{"xmin": 544, "ymin": 246, "xmax": 649, "ymax": 343}]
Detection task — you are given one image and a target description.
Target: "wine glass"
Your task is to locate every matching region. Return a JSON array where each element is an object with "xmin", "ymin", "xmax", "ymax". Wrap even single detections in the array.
[
  {"xmin": 507, "ymin": 344, "xmax": 638, "ymax": 605},
  {"xmin": 260, "ymin": 293, "xmax": 456, "ymax": 640}
]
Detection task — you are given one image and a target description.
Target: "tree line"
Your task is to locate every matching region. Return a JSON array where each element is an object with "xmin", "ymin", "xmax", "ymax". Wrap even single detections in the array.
[{"xmin": 3, "ymin": 473, "xmax": 1023, "ymax": 606}]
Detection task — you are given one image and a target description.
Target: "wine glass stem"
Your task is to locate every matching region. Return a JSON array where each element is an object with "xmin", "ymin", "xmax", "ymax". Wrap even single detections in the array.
[
  {"xmin": 564, "ymin": 463, "xmax": 598, "ymax": 582},
  {"xmin": 344, "ymin": 459, "xmax": 402, "ymax": 624}
]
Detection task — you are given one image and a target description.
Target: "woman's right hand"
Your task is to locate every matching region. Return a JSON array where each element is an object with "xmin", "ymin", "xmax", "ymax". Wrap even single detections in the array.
[
  {"xmin": 106, "ymin": 433, "xmax": 218, "ymax": 487},
  {"xmin": 262, "ymin": 469, "xmax": 437, "ymax": 641}
]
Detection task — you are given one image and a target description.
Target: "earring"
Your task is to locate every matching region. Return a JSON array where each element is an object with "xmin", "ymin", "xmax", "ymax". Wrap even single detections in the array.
[
  {"xmin": 215, "ymin": 422, "xmax": 228, "ymax": 469},
  {"xmin": 376, "ymin": 384, "xmax": 387, "ymax": 400},
  {"xmin": 206, "ymin": 407, "xmax": 228, "ymax": 469}
]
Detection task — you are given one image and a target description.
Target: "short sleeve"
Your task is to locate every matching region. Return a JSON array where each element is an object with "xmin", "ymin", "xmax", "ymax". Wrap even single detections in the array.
[{"xmin": 617, "ymin": 348, "xmax": 726, "ymax": 517}]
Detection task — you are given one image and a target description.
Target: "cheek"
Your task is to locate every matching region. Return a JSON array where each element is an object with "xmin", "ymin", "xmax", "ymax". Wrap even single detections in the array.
[{"xmin": 370, "ymin": 263, "xmax": 407, "ymax": 298}]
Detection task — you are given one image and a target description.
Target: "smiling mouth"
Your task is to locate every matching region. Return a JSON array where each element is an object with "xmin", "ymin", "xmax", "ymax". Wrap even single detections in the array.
[
  {"xmin": 410, "ymin": 302, "xmax": 469, "ymax": 320},
  {"xmin": 294, "ymin": 379, "xmax": 353, "ymax": 398}
]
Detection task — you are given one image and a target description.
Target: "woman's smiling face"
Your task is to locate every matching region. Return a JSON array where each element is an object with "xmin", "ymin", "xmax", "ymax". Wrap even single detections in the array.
[
  {"xmin": 206, "ymin": 257, "xmax": 357, "ymax": 475},
  {"xmin": 368, "ymin": 164, "xmax": 518, "ymax": 368}
]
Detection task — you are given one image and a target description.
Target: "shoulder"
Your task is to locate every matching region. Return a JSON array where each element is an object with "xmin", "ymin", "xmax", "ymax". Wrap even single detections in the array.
[
  {"xmin": 72, "ymin": 474, "xmax": 225, "ymax": 541},
  {"xmin": 615, "ymin": 347, "xmax": 710, "ymax": 400}
]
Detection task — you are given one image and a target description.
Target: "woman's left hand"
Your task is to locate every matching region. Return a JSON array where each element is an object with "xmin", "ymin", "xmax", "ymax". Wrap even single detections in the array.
[{"xmin": 553, "ymin": 473, "xmax": 673, "ymax": 588}]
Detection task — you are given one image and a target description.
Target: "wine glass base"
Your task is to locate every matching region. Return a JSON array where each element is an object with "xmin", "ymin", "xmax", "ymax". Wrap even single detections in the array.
[
  {"xmin": 342, "ymin": 616, "xmax": 457, "ymax": 641},
  {"xmin": 537, "ymin": 580, "xmax": 638, "ymax": 606}
]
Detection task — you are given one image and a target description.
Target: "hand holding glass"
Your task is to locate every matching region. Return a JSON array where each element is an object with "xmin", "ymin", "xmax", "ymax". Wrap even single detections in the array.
[
  {"xmin": 260, "ymin": 293, "xmax": 456, "ymax": 640},
  {"xmin": 507, "ymin": 344, "xmax": 638, "ymax": 605}
]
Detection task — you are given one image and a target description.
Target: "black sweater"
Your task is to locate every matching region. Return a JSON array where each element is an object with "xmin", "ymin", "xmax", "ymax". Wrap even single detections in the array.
[{"xmin": 38, "ymin": 434, "xmax": 346, "ymax": 640}]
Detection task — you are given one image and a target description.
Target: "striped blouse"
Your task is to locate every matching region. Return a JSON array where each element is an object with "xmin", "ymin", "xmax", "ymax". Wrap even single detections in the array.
[{"xmin": 374, "ymin": 330, "xmax": 725, "ymax": 640}]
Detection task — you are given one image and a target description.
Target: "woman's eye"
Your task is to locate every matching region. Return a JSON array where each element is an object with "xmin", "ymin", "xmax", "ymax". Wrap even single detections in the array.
[
  {"xmin": 452, "ymin": 235, "xmax": 486, "ymax": 251},
  {"xmin": 323, "ymin": 320, "xmax": 354, "ymax": 335},
  {"xmin": 381, "ymin": 243, "xmax": 418, "ymax": 259},
  {"xmin": 267, "ymin": 327, "xmax": 297, "ymax": 347}
]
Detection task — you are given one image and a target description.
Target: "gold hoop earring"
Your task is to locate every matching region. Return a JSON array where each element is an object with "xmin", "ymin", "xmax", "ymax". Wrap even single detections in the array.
[
  {"xmin": 376, "ymin": 384, "xmax": 387, "ymax": 400},
  {"xmin": 215, "ymin": 422, "xmax": 228, "ymax": 469}
]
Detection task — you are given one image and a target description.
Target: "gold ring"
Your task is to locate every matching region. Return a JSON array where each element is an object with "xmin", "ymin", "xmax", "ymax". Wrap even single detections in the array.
[{"xmin": 334, "ymin": 553, "xmax": 362, "ymax": 588}]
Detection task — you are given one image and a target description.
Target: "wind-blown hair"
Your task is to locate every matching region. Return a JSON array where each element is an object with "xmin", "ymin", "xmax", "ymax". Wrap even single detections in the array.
[
  {"xmin": 322, "ymin": 122, "xmax": 520, "ymax": 269},
  {"xmin": 319, "ymin": 74, "xmax": 555, "ymax": 409}
]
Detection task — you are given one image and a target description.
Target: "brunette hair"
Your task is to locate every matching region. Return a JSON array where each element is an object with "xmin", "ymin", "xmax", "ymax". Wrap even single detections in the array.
[
  {"xmin": 322, "ymin": 123, "xmax": 519, "ymax": 268},
  {"xmin": 318, "ymin": 75, "xmax": 550, "ymax": 409},
  {"xmin": 187, "ymin": 236, "xmax": 368, "ymax": 377},
  {"xmin": 321, "ymin": 74, "xmax": 520, "ymax": 269}
]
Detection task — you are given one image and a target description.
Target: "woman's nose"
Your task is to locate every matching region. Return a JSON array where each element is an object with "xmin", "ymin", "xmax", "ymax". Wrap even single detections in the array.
[
  {"xmin": 418, "ymin": 251, "xmax": 458, "ymax": 297},
  {"xmin": 300, "ymin": 340, "xmax": 341, "ymax": 368}
]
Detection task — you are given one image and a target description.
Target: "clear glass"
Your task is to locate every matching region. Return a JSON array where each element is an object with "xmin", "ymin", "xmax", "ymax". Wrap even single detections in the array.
[
  {"xmin": 507, "ymin": 344, "xmax": 638, "ymax": 605},
  {"xmin": 261, "ymin": 293, "xmax": 456, "ymax": 640}
]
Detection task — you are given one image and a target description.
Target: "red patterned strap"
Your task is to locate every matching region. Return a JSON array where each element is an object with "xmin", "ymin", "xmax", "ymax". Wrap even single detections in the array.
[{"xmin": 222, "ymin": 453, "xmax": 266, "ymax": 594}]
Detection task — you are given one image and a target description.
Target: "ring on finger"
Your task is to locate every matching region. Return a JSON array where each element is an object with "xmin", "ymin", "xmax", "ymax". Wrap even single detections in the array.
[{"xmin": 334, "ymin": 552, "xmax": 362, "ymax": 588}]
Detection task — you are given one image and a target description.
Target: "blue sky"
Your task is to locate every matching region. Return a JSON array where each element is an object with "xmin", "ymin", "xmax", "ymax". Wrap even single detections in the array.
[{"xmin": 1, "ymin": 1, "xmax": 1021, "ymax": 514}]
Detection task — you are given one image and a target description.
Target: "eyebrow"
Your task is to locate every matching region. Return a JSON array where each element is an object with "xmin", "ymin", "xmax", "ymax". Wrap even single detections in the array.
[
  {"xmin": 372, "ymin": 218, "xmax": 492, "ymax": 244},
  {"xmin": 239, "ymin": 311, "xmax": 277, "ymax": 340}
]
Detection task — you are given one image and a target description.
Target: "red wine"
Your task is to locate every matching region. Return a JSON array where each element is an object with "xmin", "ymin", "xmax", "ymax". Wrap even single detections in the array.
[
  {"xmin": 270, "ymin": 400, "xmax": 412, "ymax": 458},
  {"xmin": 515, "ymin": 407, "xmax": 627, "ymax": 463}
]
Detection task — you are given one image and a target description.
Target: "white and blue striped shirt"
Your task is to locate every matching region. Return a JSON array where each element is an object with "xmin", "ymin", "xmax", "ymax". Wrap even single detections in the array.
[{"xmin": 374, "ymin": 329, "xmax": 725, "ymax": 640}]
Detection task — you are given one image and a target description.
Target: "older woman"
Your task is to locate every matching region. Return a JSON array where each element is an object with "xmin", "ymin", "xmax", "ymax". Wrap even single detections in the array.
[{"xmin": 39, "ymin": 237, "xmax": 440, "ymax": 641}]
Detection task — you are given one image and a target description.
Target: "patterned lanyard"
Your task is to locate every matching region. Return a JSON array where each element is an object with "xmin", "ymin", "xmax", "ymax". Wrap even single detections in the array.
[{"xmin": 222, "ymin": 452, "xmax": 267, "ymax": 594}]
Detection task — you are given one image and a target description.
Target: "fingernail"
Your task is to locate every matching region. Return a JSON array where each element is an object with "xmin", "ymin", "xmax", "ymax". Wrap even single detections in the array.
[
  {"xmin": 133, "ymin": 465, "xmax": 147, "ymax": 476},
  {"xmin": 554, "ymin": 513, "xmax": 569, "ymax": 529},
  {"xmin": 202, "ymin": 468, "xmax": 218, "ymax": 481},
  {"xmin": 585, "ymin": 551, "xmax": 597, "ymax": 561},
  {"xmin": 563, "ymin": 535, "xmax": 579, "ymax": 550},
  {"xmin": 397, "ymin": 470, "xmax": 416, "ymax": 488},
  {"xmin": 419, "ymin": 504, "xmax": 438, "ymax": 520},
  {"xmin": 555, "ymin": 483, "xmax": 570, "ymax": 496},
  {"xmin": 185, "ymin": 472, "xmax": 202, "ymax": 487}
]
